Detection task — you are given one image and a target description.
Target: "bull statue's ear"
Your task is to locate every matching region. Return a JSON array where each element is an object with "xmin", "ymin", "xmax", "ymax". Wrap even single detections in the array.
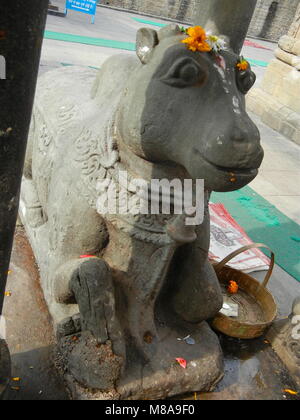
[{"xmin": 136, "ymin": 28, "xmax": 159, "ymax": 64}]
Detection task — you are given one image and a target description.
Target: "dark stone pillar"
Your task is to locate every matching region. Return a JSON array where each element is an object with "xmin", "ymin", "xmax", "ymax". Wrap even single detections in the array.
[
  {"xmin": 193, "ymin": 0, "xmax": 257, "ymax": 54},
  {"xmin": 176, "ymin": 0, "xmax": 191, "ymax": 21},
  {"xmin": 0, "ymin": 0, "xmax": 48, "ymax": 399},
  {"xmin": 0, "ymin": 339, "xmax": 10, "ymax": 400}
]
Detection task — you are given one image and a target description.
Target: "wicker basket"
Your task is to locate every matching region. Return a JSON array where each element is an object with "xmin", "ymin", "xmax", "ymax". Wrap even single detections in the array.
[{"xmin": 211, "ymin": 243, "xmax": 277, "ymax": 339}]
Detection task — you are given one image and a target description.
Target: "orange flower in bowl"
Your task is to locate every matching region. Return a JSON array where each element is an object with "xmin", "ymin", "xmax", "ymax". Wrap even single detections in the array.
[{"xmin": 227, "ymin": 280, "xmax": 239, "ymax": 294}]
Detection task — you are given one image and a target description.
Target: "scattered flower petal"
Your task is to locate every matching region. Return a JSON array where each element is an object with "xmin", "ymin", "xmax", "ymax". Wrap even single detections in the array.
[
  {"xmin": 80, "ymin": 255, "xmax": 97, "ymax": 259},
  {"xmin": 176, "ymin": 358, "xmax": 187, "ymax": 369},
  {"xmin": 4, "ymin": 291, "xmax": 12, "ymax": 297},
  {"xmin": 283, "ymin": 389, "xmax": 298, "ymax": 396}
]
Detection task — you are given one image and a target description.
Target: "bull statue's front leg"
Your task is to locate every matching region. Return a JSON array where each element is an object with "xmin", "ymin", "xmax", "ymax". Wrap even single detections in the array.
[
  {"xmin": 55, "ymin": 257, "xmax": 126, "ymax": 391},
  {"xmin": 54, "ymin": 256, "xmax": 124, "ymax": 348},
  {"xmin": 125, "ymin": 214, "xmax": 197, "ymax": 360},
  {"xmin": 69, "ymin": 259, "xmax": 118, "ymax": 344}
]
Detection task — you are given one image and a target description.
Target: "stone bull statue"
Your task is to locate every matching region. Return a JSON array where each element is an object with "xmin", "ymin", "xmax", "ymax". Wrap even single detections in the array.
[{"xmin": 20, "ymin": 25, "xmax": 263, "ymax": 399}]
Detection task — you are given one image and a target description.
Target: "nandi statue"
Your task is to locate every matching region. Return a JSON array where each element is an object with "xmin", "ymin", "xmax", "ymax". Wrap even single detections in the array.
[{"xmin": 20, "ymin": 24, "xmax": 263, "ymax": 399}]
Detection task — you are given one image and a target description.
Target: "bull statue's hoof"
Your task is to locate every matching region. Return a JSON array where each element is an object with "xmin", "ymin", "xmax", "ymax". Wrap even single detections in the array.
[{"xmin": 20, "ymin": 23, "xmax": 263, "ymax": 399}]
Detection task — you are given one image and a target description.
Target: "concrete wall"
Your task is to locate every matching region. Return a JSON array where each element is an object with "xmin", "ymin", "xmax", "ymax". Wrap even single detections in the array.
[
  {"xmin": 105, "ymin": 0, "xmax": 300, "ymax": 41},
  {"xmin": 248, "ymin": 0, "xmax": 300, "ymax": 41},
  {"xmin": 105, "ymin": 0, "xmax": 197, "ymax": 21}
]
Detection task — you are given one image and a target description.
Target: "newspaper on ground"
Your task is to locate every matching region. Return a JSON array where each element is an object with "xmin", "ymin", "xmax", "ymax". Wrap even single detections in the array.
[{"xmin": 209, "ymin": 202, "xmax": 270, "ymax": 273}]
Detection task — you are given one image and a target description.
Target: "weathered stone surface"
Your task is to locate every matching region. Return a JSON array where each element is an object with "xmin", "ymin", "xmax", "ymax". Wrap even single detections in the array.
[
  {"xmin": 278, "ymin": 35, "xmax": 298, "ymax": 55},
  {"xmin": 267, "ymin": 297, "xmax": 300, "ymax": 388},
  {"xmin": 61, "ymin": 331, "xmax": 123, "ymax": 391},
  {"xmin": 62, "ymin": 322, "xmax": 224, "ymax": 400},
  {"xmin": 21, "ymin": 24, "xmax": 262, "ymax": 398},
  {"xmin": 247, "ymin": 4, "xmax": 300, "ymax": 144},
  {"xmin": 248, "ymin": 0, "xmax": 300, "ymax": 41},
  {"xmin": 246, "ymin": 89, "xmax": 300, "ymax": 146},
  {"xmin": 117, "ymin": 322, "xmax": 224, "ymax": 400},
  {"xmin": 288, "ymin": 2, "xmax": 300, "ymax": 39},
  {"xmin": 106, "ymin": 0, "xmax": 197, "ymax": 22},
  {"xmin": 275, "ymin": 48, "xmax": 300, "ymax": 70}
]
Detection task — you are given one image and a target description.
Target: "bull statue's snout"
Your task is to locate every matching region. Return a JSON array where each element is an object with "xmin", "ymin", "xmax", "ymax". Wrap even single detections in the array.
[
  {"xmin": 227, "ymin": 113, "xmax": 263, "ymax": 169},
  {"xmin": 184, "ymin": 109, "xmax": 263, "ymax": 193}
]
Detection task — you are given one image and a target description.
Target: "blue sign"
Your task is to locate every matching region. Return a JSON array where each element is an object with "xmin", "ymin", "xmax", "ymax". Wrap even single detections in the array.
[{"xmin": 66, "ymin": 0, "xmax": 98, "ymax": 23}]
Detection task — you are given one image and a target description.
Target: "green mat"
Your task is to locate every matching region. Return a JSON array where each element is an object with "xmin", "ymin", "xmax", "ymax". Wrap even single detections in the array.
[
  {"xmin": 132, "ymin": 17, "xmax": 167, "ymax": 27},
  {"xmin": 44, "ymin": 31, "xmax": 269, "ymax": 68},
  {"xmin": 44, "ymin": 30, "xmax": 136, "ymax": 51},
  {"xmin": 247, "ymin": 58, "xmax": 269, "ymax": 68},
  {"xmin": 211, "ymin": 186, "xmax": 300, "ymax": 282}
]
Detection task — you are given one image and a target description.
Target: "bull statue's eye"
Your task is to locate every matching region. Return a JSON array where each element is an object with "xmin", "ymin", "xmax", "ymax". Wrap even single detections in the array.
[
  {"xmin": 236, "ymin": 67, "xmax": 256, "ymax": 94},
  {"xmin": 161, "ymin": 57, "xmax": 207, "ymax": 88}
]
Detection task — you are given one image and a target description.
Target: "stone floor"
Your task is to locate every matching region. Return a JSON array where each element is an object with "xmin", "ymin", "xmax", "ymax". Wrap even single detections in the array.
[
  {"xmin": 3, "ymin": 227, "xmax": 68, "ymax": 400},
  {"xmin": 1, "ymin": 5, "xmax": 300, "ymax": 400},
  {"xmin": 249, "ymin": 113, "xmax": 300, "ymax": 225}
]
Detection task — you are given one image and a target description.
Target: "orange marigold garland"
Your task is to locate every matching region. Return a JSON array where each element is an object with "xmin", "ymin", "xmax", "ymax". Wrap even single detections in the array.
[
  {"xmin": 237, "ymin": 57, "xmax": 249, "ymax": 71},
  {"xmin": 181, "ymin": 26, "xmax": 212, "ymax": 53}
]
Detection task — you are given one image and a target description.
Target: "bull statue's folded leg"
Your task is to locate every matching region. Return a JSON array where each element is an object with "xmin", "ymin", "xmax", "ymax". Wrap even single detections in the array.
[
  {"xmin": 70, "ymin": 259, "xmax": 116, "ymax": 344},
  {"xmin": 55, "ymin": 258, "xmax": 126, "ymax": 391}
]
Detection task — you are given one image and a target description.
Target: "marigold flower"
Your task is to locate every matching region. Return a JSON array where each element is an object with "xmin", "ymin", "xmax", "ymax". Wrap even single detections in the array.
[
  {"xmin": 182, "ymin": 26, "xmax": 212, "ymax": 53},
  {"xmin": 227, "ymin": 280, "xmax": 239, "ymax": 294},
  {"xmin": 237, "ymin": 59, "xmax": 249, "ymax": 71}
]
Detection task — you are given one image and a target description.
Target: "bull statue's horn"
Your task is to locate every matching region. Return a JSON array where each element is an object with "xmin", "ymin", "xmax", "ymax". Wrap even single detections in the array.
[{"xmin": 193, "ymin": 0, "xmax": 257, "ymax": 55}]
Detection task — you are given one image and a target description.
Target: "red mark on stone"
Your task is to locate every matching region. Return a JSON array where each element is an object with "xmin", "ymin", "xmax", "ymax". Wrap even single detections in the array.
[
  {"xmin": 216, "ymin": 55, "xmax": 226, "ymax": 70},
  {"xmin": 80, "ymin": 255, "xmax": 97, "ymax": 259}
]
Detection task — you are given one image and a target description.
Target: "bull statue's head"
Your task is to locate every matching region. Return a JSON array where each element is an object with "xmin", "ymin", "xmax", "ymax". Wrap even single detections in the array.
[{"xmin": 117, "ymin": 24, "xmax": 263, "ymax": 192}]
